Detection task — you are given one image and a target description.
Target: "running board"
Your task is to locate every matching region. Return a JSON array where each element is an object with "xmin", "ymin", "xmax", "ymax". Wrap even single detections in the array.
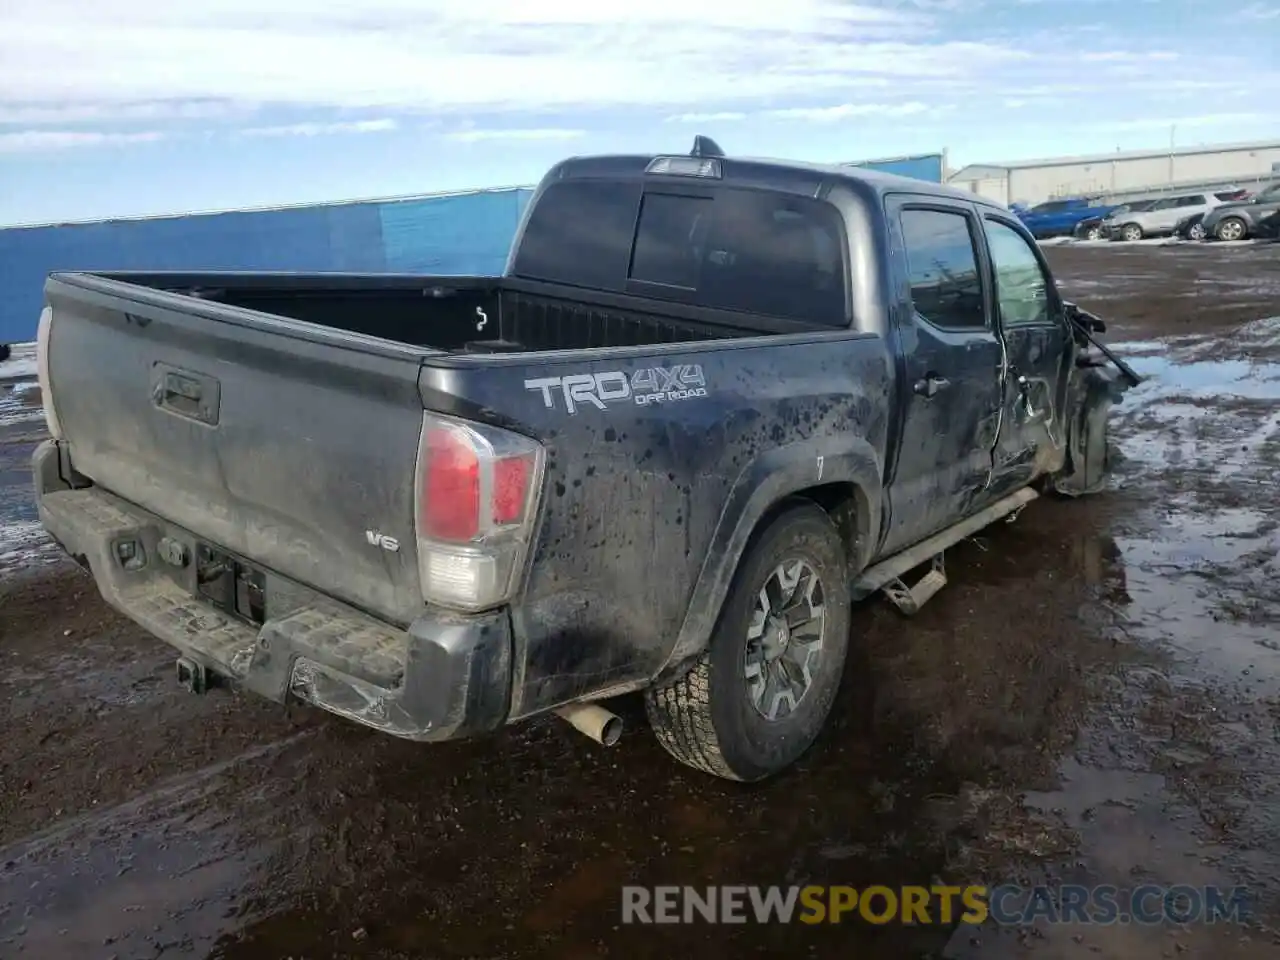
[{"xmin": 851, "ymin": 487, "xmax": 1040, "ymax": 613}]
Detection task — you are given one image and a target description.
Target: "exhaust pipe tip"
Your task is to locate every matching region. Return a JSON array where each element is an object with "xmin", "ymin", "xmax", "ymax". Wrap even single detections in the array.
[{"xmin": 554, "ymin": 703, "xmax": 623, "ymax": 747}]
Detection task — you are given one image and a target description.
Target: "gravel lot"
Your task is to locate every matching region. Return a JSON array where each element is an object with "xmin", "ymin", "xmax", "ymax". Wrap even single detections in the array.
[{"xmin": 2, "ymin": 243, "xmax": 1279, "ymax": 959}]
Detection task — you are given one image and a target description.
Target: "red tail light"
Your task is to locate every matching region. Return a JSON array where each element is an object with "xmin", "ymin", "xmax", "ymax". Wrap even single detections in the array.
[
  {"xmin": 492, "ymin": 456, "xmax": 532, "ymax": 525},
  {"xmin": 422, "ymin": 427, "xmax": 481, "ymax": 541},
  {"xmin": 413, "ymin": 413, "xmax": 544, "ymax": 611}
]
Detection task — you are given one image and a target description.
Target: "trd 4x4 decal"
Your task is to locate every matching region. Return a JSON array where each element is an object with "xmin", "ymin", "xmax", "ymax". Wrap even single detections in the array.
[{"xmin": 525, "ymin": 364, "xmax": 708, "ymax": 414}]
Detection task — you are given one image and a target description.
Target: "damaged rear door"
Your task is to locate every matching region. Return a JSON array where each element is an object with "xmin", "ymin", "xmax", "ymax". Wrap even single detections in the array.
[{"xmin": 979, "ymin": 213, "xmax": 1073, "ymax": 494}]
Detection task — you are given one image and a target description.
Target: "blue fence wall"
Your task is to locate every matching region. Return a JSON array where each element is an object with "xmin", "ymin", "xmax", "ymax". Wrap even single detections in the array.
[
  {"xmin": 0, "ymin": 187, "xmax": 534, "ymax": 344},
  {"xmin": 843, "ymin": 153, "xmax": 945, "ymax": 183}
]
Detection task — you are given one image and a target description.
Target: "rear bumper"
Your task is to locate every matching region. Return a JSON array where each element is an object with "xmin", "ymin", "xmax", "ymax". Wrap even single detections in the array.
[{"xmin": 32, "ymin": 440, "xmax": 511, "ymax": 742}]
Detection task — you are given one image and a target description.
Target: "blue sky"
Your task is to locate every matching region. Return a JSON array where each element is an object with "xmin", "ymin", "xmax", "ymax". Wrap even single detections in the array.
[{"xmin": 2, "ymin": 0, "xmax": 1278, "ymax": 226}]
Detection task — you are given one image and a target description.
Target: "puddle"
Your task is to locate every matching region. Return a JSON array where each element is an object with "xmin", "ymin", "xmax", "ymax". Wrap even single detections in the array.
[
  {"xmin": 0, "ymin": 382, "xmax": 43, "ymax": 429},
  {"xmin": 0, "ymin": 520, "xmax": 61, "ymax": 577},
  {"xmin": 1123, "ymin": 353, "xmax": 1280, "ymax": 401},
  {"xmin": 0, "ymin": 734, "xmax": 311, "ymax": 960},
  {"xmin": 0, "ymin": 343, "xmax": 36, "ymax": 383},
  {"xmin": 0, "ymin": 345, "xmax": 40, "ymax": 430},
  {"xmin": 1112, "ymin": 512, "xmax": 1280, "ymax": 690},
  {"xmin": 1111, "ymin": 326, "xmax": 1280, "ymax": 483}
]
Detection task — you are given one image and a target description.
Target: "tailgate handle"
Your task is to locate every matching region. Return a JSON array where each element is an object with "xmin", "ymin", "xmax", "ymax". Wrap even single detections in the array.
[{"xmin": 152, "ymin": 364, "xmax": 221, "ymax": 426}]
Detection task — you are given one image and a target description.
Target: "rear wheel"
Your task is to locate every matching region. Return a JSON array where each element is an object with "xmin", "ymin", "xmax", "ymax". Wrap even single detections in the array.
[
  {"xmin": 1083, "ymin": 224, "xmax": 1103, "ymax": 241},
  {"xmin": 1188, "ymin": 221, "xmax": 1207, "ymax": 241},
  {"xmin": 1215, "ymin": 217, "xmax": 1247, "ymax": 242},
  {"xmin": 645, "ymin": 502, "xmax": 851, "ymax": 781}
]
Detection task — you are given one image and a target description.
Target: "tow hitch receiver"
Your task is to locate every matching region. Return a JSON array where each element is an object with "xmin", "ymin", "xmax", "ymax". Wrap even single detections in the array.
[{"xmin": 176, "ymin": 656, "xmax": 220, "ymax": 694}]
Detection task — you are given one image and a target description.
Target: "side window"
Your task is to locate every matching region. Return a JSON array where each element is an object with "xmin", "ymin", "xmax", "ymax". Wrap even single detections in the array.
[
  {"xmin": 899, "ymin": 208, "xmax": 986, "ymax": 329},
  {"xmin": 984, "ymin": 219, "xmax": 1053, "ymax": 327},
  {"xmin": 631, "ymin": 189, "xmax": 847, "ymax": 325},
  {"xmin": 511, "ymin": 180, "xmax": 641, "ymax": 291}
]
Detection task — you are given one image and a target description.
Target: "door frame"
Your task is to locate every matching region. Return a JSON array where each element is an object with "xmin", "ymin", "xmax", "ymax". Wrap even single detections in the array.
[{"xmin": 876, "ymin": 192, "xmax": 1009, "ymax": 556}]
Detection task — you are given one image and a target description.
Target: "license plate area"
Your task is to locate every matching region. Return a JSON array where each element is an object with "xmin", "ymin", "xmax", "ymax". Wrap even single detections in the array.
[{"xmin": 195, "ymin": 542, "xmax": 266, "ymax": 627}]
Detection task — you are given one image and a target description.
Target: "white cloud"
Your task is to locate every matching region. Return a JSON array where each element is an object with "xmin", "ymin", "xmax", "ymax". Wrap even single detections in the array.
[
  {"xmin": 0, "ymin": 129, "xmax": 165, "ymax": 153},
  {"xmin": 0, "ymin": 1, "xmax": 1025, "ymax": 123},
  {"xmin": 1079, "ymin": 50, "xmax": 1178, "ymax": 62},
  {"xmin": 1240, "ymin": 2, "xmax": 1280, "ymax": 19},
  {"xmin": 1093, "ymin": 112, "xmax": 1271, "ymax": 132},
  {"xmin": 665, "ymin": 111, "xmax": 750, "ymax": 124},
  {"xmin": 763, "ymin": 101, "xmax": 929, "ymax": 121},
  {"xmin": 240, "ymin": 118, "xmax": 398, "ymax": 137},
  {"xmin": 444, "ymin": 127, "xmax": 586, "ymax": 142},
  {"xmin": 1, "ymin": 0, "xmax": 1275, "ymax": 154},
  {"xmin": 0, "ymin": 100, "xmax": 248, "ymax": 125}
]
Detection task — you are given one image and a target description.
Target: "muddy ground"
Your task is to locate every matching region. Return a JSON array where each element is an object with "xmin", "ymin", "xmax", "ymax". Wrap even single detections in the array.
[{"xmin": 1, "ymin": 242, "xmax": 1279, "ymax": 959}]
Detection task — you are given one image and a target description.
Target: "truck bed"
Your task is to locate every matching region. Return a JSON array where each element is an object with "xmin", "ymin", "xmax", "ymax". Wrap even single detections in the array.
[
  {"xmin": 40, "ymin": 269, "xmax": 852, "ymax": 630},
  {"xmin": 90, "ymin": 272, "xmax": 762, "ymax": 354}
]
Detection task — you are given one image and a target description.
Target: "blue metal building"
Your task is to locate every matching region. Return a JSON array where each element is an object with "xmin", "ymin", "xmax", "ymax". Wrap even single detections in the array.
[
  {"xmin": 841, "ymin": 151, "xmax": 947, "ymax": 183},
  {"xmin": 0, "ymin": 150, "xmax": 946, "ymax": 345},
  {"xmin": 0, "ymin": 187, "xmax": 534, "ymax": 344}
]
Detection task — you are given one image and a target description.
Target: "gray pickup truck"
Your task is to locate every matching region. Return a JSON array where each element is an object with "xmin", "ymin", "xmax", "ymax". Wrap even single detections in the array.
[{"xmin": 31, "ymin": 138, "xmax": 1136, "ymax": 782}]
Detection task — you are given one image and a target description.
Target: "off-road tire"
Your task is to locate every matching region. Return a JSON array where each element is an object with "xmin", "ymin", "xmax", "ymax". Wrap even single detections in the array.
[{"xmin": 645, "ymin": 502, "xmax": 851, "ymax": 781}]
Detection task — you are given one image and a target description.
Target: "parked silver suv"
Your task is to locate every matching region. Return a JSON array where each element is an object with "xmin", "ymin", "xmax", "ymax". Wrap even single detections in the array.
[{"xmin": 1105, "ymin": 192, "xmax": 1227, "ymax": 241}]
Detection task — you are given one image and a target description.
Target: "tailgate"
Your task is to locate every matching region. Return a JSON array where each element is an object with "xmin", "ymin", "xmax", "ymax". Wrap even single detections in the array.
[{"xmin": 44, "ymin": 275, "xmax": 429, "ymax": 625}]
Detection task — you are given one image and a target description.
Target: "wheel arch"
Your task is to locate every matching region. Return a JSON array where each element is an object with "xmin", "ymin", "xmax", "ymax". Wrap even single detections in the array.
[{"xmin": 657, "ymin": 436, "xmax": 882, "ymax": 681}]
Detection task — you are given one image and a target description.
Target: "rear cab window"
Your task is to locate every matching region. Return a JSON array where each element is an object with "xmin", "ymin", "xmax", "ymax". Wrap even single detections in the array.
[{"xmin": 512, "ymin": 178, "xmax": 849, "ymax": 327}]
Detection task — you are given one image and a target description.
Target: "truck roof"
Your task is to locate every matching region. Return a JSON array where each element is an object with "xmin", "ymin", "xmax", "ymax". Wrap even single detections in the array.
[{"xmin": 544, "ymin": 141, "xmax": 1000, "ymax": 211}]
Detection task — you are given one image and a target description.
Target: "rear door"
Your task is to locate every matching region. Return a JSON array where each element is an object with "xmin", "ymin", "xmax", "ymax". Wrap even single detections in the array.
[
  {"xmin": 977, "ymin": 213, "xmax": 1072, "ymax": 495},
  {"xmin": 879, "ymin": 197, "xmax": 1005, "ymax": 556},
  {"xmin": 1154, "ymin": 195, "xmax": 1205, "ymax": 231}
]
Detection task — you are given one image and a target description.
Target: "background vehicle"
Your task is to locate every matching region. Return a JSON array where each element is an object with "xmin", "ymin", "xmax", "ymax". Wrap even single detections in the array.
[
  {"xmin": 1106, "ymin": 192, "xmax": 1227, "ymax": 241},
  {"xmin": 1200, "ymin": 181, "xmax": 1280, "ymax": 241},
  {"xmin": 32, "ymin": 139, "xmax": 1133, "ymax": 782},
  {"xmin": 1016, "ymin": 196, "xmax": 1122, "ymax": 239},
  {"xmin": 1077, "ymin": 199, "xmax": 1160, "ymax": 240},
  {"xmin": 1258, "ymin": 208, "xmax": 1280, "ymax": 241},
  {"xmin": 1174, "ymin": 212, "xmax": 1208, "ymax": 241}
]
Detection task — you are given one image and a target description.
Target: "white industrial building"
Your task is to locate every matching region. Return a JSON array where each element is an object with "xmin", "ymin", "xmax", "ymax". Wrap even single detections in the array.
[{"xmin": 949, "ymin": 138, "xmax": 1280, "ymax": 206}]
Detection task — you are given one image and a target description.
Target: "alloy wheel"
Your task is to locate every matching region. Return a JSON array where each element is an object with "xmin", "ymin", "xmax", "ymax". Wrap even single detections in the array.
[{"xmin": 743, "ymin": 559, "xmax": 827, "ymax": 721}]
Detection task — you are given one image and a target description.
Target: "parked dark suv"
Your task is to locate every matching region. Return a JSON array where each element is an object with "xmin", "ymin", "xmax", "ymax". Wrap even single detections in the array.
[{"xmin": 1198, "ymin": 181, "xmax": 1280, "ymax": 241}]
